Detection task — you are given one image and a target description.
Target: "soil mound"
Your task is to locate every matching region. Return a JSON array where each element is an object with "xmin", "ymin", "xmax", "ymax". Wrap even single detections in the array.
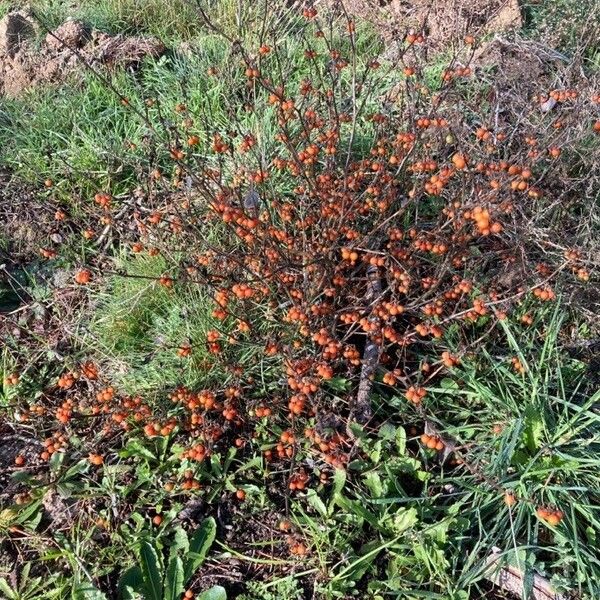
[
  {"xmin": 322, "ymin": 0, "xmax": 522, "ymax": 46},
  {"xmin": 0, "ymin": 10, "xmax": 165, "ymax": 97}
]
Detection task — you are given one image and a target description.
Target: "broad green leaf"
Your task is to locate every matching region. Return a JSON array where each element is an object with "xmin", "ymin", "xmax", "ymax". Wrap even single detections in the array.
[
  {"xmin": 11, "ymin": 470, "xmax": 34, "ymax": 484},
  {"xmin": 130, "ymin": 512, "xmax": 146, "ymax": 528},
  {"xmin": 71, "ymin": 582, "xmax": 109, "ymax": 600},
  {"xmin": 49, "ymin": 450, "xmax": 65, "ymax": 472},
  {"xmin": 306, "ymin": 490, "xmax": 328, "ymax": 517},
  {"xmin": 154, "ymin": 435, "xmax": 170, "ymax": 459},
  {"xmin": 184, "ymin": 517, "xmax": 217, "ymax": 579},
  {"xmin": 16, "ymin": 499, "xmax": 43, "ymax": 528},
  {"xmin": 0, "ymin": 578, "xmax": 16, "ymax": 600},
  {"xmin": 210, "ymin": 454, "xmax": 222, "ymax": 476},
  {"xmin": 391, "ymin": 508, "xmax": 418, "ymax": 534},
  {"xmin": 197, "ymin": 585, "xmax": 227, "ymax": 600},
  {"xmin": 332, "ymin": 468, "xmax": 346, "ymax": 496},
  {"xmin": 170, "ymin": 527, "xmax": 189, "ymax": 557},
  {"xmin": 117, "ymin": 565, "xmax": 143, "ymax": 600},
  {"xmin": 65, "ymin": 461, "xmax": 90, "ymax": 478},
  {"xmin": 378, "ymin": 423, "xmax": 396, "ymax": 441},
  {"xmin": 348, "ymin": 422, "xmax": 367, "ymax": 440},
  {"xmin": 326, "ymin": 376, "xmax": 350, "ymax": 392},
  {"xmin": 586, "ymin": 526, "xmax": 596, "ymax": 545},
  {"xmin": 524, "ymin": 405, "xmax": 544, "ymax": 452},
  {"xmin": 347, "ymin": 459, "xmax": 371, "ymax": 472},
  {"xmin": 395, "ymin": 427, "xmax": 406, "ymax": 455},
  {"xmin": 120, "ymin": 440, "xmax": 156, "ymax": 461},
  {"xmin": 164, "ymin": 556, "xmax": 184, "ymax": 600},
  {"xmin": 424, "ymin": 516, "xmax": 453, "ymax": 544},
  {"xmin": 369, "ymin": 440, "xmax": 383, "ymax": 464},
  {"xmin": 139, "ymin": 541, "xmax": 164, "ymax": 600},
  {"xmin": 364, "ymin": 472, "xmax": 384, "ymax": 498},
  {"xmin": 118, "ymin": 586, "xmax": 138, "ymax": 600},
  {"xmin": 385, "ymin": 456, "xmax": 422, "ymax": 476},
  {"xmin": 440, "ymin": 377, "xmax": 459, "ymax": 390}
]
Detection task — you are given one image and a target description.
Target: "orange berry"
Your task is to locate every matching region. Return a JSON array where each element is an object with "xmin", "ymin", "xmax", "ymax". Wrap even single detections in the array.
[
  {"xmin": 88, "ymin": 453, "xmax": 104, "ymax": 466},
  {"xmin": 452, "ymin": 153, "xmax": 467, "ymax": 170},
  {"xmin": 546, "ymin": 513, "xmax": 561, "ymax": 526},
  {"xmin": 74, "ymin": 269, "xmax": 92, "ymax": 284},
  {"xmin": 279, "ymin": 519, "xmax": 292, "ymax": 531},
  {"xmin": 536, "ymin": 507, "xmax": 550, "ymax": 520},
  {"xmin": 540, "ymin": 510, "xmax": 563, "ymax": 526}
]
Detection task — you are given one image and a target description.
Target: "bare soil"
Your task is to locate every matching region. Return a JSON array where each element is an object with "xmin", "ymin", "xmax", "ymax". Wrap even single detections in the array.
[
  {"xmin": 321, "ymin": 0, "xmax": 522, "ymax": 46},
  {"xmin": 0, "ymin": 10, "xmax": 165, "ymax": 97}
]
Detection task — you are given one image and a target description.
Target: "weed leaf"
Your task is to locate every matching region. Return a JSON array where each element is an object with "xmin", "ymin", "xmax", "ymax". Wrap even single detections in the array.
[
  {"xmin": 197, "ymin": 585, "xmax": 227, "ymax": 600},
  {"xmin": 0, "ymin": 578, "xmax": 16, "ymax": 600},
  {"xmin": 117, "ymin": 565, "xmax": 143, "ymax": 600},
  {"xmin": 184, "ymin": 517, "xmax": 217, "ymax": 579},
  {"xmin": 71, "ymin": 582, "xmax": 108, "ymax": 600},
  {"xmin": 164, "ymin": 556, "xmax": 185, "ymax": 600},
  {"xmin": 139, "ymin": 541, "xmax": 164, "ymax": 600}
]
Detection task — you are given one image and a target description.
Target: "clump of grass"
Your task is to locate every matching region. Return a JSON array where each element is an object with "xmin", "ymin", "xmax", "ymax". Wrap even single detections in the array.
[
  {"xmin": 421, "ymin": 307, "xmax": 600, "ymax": 597},
  {"xmin": 84, "ymin": 253, "xmax": 221, "ymax": 396},
  {"xmin": 522, "ymin": 0, "xmax": 600, "ymax": 57},
  {"xmin": 0, "ymin": 0, "xmax": 13, "ymax": 19},
  {"xmin": 0, "ymin": 69, "xmax": 145, "ymax": 198},
  {"xmin": 78, "ymin": 0, "xmax": 201, "ymax": 41},
  {"xmin": 19, "ymin": 0, "xmax": 201, "ymax": 42}
]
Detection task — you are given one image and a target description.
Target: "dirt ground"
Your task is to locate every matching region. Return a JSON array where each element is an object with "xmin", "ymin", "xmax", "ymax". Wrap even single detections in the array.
[
  {"xmin": 321, "ymin": 0, "xmax": 522, "ymax": 45},
  {"xmin": 0, "ymin": 10, "xmax": 164, "ymax": 97}
]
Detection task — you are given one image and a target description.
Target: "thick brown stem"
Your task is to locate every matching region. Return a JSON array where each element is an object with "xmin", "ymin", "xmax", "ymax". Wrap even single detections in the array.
[{"xmin": 352, "ymin": 264, "xmax": 382, "ymax": 424}]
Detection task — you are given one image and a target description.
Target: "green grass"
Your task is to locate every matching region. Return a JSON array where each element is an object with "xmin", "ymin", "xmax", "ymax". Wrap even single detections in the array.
[
  {"xmin": 13, "ymin": 0, "xmax": 207, "ymax": 42},
  {"xmin": 0, "ymin": 12, "xmax": 385, "ymax": 199},
  {"xmin": 82, "ymin": 253, "xmax": 223, "ymax": 396},
  {"xmin": 521, "ymin": 0, "xmax": 600, "ymax": 58},
  {"xmin": 0, "ymin": 1, "xmax": 12, "ymax": 19},
  {"xmin": 422, "ymin": 309, "xmax": 600, "ymax": 597}
]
